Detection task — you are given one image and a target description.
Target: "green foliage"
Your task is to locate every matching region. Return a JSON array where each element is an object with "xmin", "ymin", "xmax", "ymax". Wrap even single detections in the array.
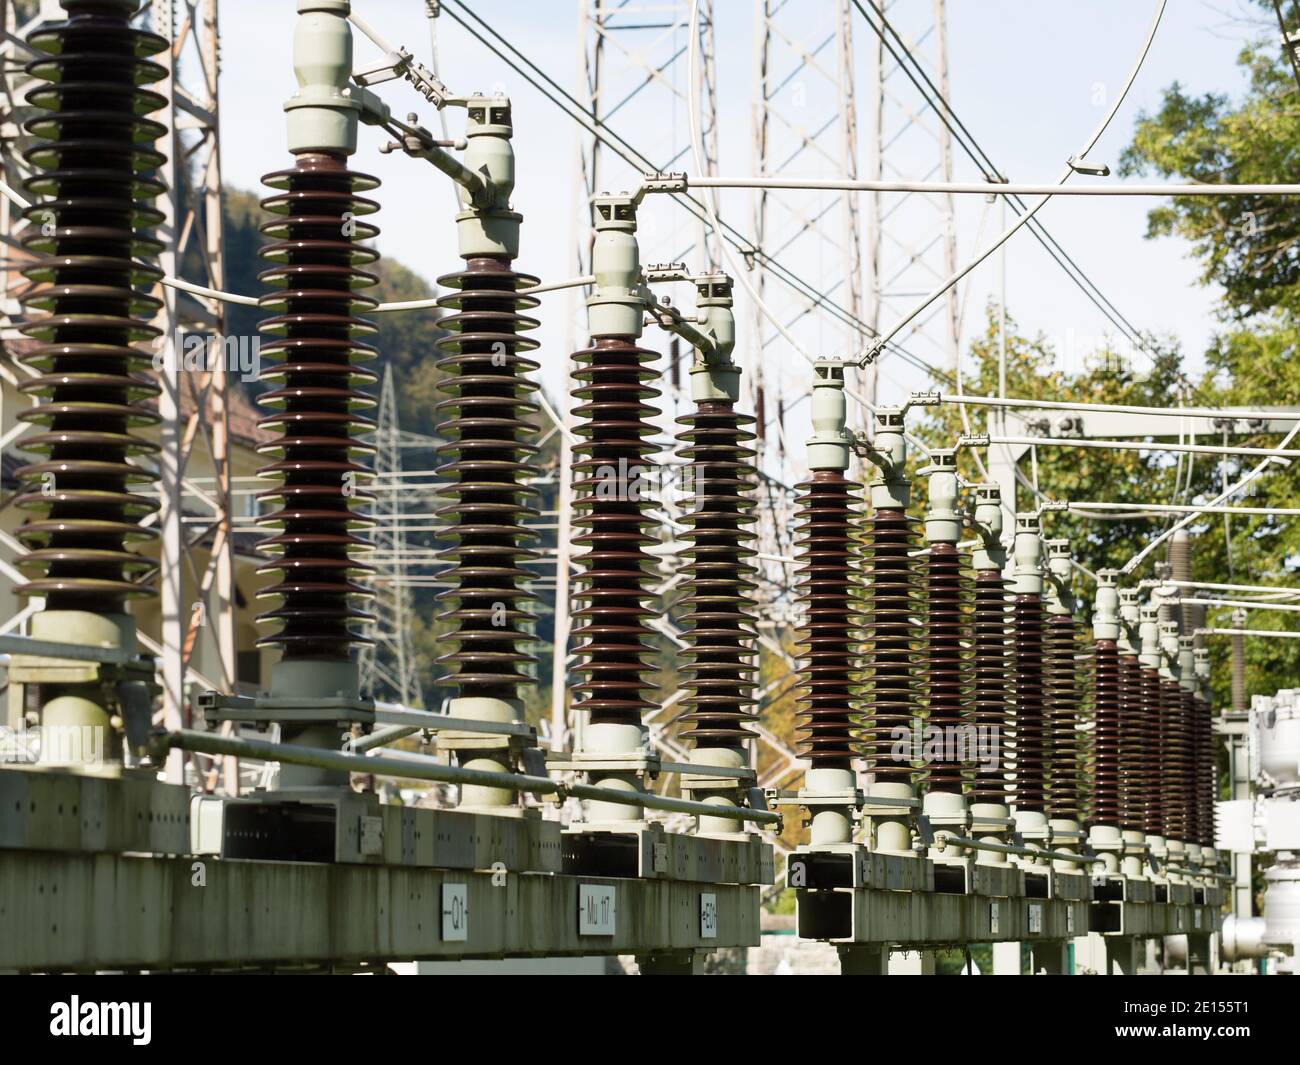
[
  {"xmin": 1120, "ymin": 43, "xmax": 1300, "ymax": 322},
  {"xmin": 921, "ymin": 303, "xmax": 1203, "ymax": 577},
  {"xmin": 1112, "ymin": 27, "xmax": 1300, "ymax": 706}
]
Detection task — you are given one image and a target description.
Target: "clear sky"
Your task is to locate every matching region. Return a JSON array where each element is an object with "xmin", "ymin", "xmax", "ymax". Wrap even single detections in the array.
[{"xmin": 214, "ymin": 1, "xmax": 1270, "ymax": 442}]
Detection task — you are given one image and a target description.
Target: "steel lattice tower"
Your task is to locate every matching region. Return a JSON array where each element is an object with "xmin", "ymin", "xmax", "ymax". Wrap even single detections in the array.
[
  {"xmin": 863, "ymin": 0, "xmax": 959, "ymax": 379},
  {"xmin": 1, "ymin": 0, "xmax": 235, "ymax": 785},
  {"xmin": 358, "ymin": 363, "xmax": 422, "ymax": 708}
]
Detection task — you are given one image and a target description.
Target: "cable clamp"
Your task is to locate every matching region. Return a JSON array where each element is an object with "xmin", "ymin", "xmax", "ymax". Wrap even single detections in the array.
[
  {"xmin": 857, "ymin": 338, "xmax": 885, "ymax": 366},
  {"xmin": 641, "ymin": 171, "xmax": 689, "ymax": 196},
  {"xmin": 1067, "ymin": 154, "xmax": 1111, "ymax": 177}
]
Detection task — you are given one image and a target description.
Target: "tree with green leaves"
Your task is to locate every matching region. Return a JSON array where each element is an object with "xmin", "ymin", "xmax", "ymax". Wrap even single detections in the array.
[{"xmin": 1120, "ymin": 10, "xmax": 1300, "ymax": 707}]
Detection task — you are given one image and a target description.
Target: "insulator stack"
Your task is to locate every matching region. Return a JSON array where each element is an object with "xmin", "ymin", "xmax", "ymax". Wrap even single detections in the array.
[
  {"xmin": 433, "ymin": 258, "xmax": 542, "ymax": 703},
  {"xmin": 12, "ymin": 0, "xmax": 169, "ymax": 611},
  {"xmin": 1045, "ymin": 614, "xmax": 1082, "ymax": 819},
  {"xmin": 971, "ymin": 568, "xmax": 1011, "ymax": 804},
  {"xmin": 1161, "ymin": 678, "xmax": 1190, "ymax": 840},
  {"xmin": 1117, "ymin": 652, "xmax": 1146, "ymax": 832},
  {"xmin": 1189, "ymin": 691, "xmax": 1205, "ymax": 845},
  {"xmin": 792, "ymin": 471, "xmax": 862, "ymax": 766},
  {"xmin": 858, "ymin": 508, "xmax": 921, "ymax": 784},
  {"xmin": 1196, "ymin": 694, "xmax": 1215, "ymax": 845},
  {"xmin": 1179, "ymin": 685, "xmax": 1199, "ymax": 844},
  {"xmin": 1140, "ymin": 666, "xmax": 1165, "ymax": 836},
  {"xmin": 676, "ymin": 400, "xmax": 760, "ymax": 746},
  {"xmin": 1092, "ymin": 639, "xmax": 1122, "ymax": 827},
  {"xmin": 569, "ymin": 338, "xmax": 662, "ymax": 727},
  {"xmin": 924, "ymin": 541, "xmax": 972, "ymax": 792},
  {"xmin": 1011, "ymin": 594, "xmax": 1048, "ymax": 813},
  {"xmin": 253, "ymin": 155, "xmax": 380, "ymax": 656}
]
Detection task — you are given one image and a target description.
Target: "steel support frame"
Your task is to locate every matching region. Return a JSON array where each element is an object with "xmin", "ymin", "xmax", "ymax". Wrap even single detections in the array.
[
  {"xmin": 147, "ymin": 0, "xmax": 237, "ymax": 784},
  {"xmin": 0, "ymin": 850, "xmax": 761, "ymax": 971},
  {"xmin": 751, "ymin": 0, "xmax": 867, "ymax": 451},
  {"xmin": 357, "ymin": 365, "xmax": 422, "ymax": 707},
  {"xmin": 0, "ymin": 764, "xmax": 765, "ymax": 970},
  {"xmin": 865, "ymin": 0, "xmax": 959, "ymax": 395}
]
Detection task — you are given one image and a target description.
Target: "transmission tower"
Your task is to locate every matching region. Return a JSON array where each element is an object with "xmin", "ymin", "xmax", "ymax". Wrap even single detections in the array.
[
  {"xmin": 750, "ymin": 0, "xmax": 867, "ymax": 421},
  {"xmin": 0, "ymin": 1, "xmax": 235, "ymax": 783},
  {"xmin": 359, "ymin": 364, "xmax": 422, "ymax": 708},
  {"xmin": 863, "ymin": 0, "xmax": 959, "ymax": 381}
]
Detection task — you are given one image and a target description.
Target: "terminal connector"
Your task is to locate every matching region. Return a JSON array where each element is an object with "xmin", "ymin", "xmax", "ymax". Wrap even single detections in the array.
[{"xmin": 640, "ymin": 171, "xmax": 690, "ymax": 197}]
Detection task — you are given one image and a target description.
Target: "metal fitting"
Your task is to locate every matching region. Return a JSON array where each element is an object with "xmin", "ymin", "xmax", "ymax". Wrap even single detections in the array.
[
  {"xmin": 1044, "ymin": 538, "xmax": 1073, "ymax": 616},
  {"xmin": 1118, "ymin": 587, "xmax": 1140, "ymax": 655},
  {"xmin": 1178, "ymin": 636, "xmax": 1197, "ymax": 691},
  {"xmin": 1094, "ymin": 568, "xmax": 1120, "ymax": 641},
  {"xmin": 689, "ymin": 273, "xmax": 739, "ymax": 403},
  {"xmin": 867, "ymin": 407, "xmax": 909, "ymax": 509},
  {"xmin": 1011, "ymin": 512, "xmax": 1042, "ymax": 595},
  {"xmin": 587, "ymin": 193, "xmax": 644, "ymax": 339},
  {"xmin": 285, "ymin": 0, "xmax": 361, "ymax": 155},
  {"xmin": 970, "ymin": 483, "xmax": 1006, "ymax": 571},
  {"xmin": 921, "ymin": 449, "xmax": 961, "ymax": 544},
  {"xmin": 456, "ymin": 94, "xmax": 521, "ymax": 258},
  {"xmin": 1138, "ymin": 603, "xmax": 1161, "ymax": 669},
  {"xmin": 807, "ymin": 360, "xmax": 851, "ymax": 471},
  {"xmin": 1159, "ymin": 620, "xmax": 1181, "ymax": 681}
]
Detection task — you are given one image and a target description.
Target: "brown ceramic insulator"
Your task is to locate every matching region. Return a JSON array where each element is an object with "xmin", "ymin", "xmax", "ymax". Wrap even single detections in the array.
[
  {"xmin": 253, "ymin": 154, "xmax": 381, "ymax": 656},
  {"xmin": 1092, "ymin": 639, "xmax": 1122, "ymax": 827},
  {"xmin": 1180, "ymin": 686, "xmax": 1199, "ymax": 845},
  {"xmin": 1196, "ymin": 695, "xmax": 1216, "ymax": 847},
  {"xmin": 1160, "ymin": 678, "xmax": 1190, "ymax": 840},
  {"xmin": 433, "ymin": 257, "xmax": 542, "ymax": 703},
  {"xmin": 1011, "ymin": 595, "xmax": 1048, "ymax": 813},
  {"xmin": 1182, "ymin": 686, "xmax": 1199, "ymax": 844},
  {"xmin": 675, "ymin": 399, "xmax": 760, "ymax": 746},
  {"xmin": 1045, "ymin": 614, "xmax": 1081, "ymax": 820},
  {"xmin": 792, "ymin": 470, "xmax": 862, "ymax": 767},
  {"xmin": 923, "ymin": 541, "xmax": 973, "ymax": 793},
  {"xmin": 1173, "ymin": 683, "xmax": 1195, "ymax": 843},
  {"xmin": 1140, "ymin": 667, "xmax": 1164, "ymax": 836},
  {"xmin": 858, "ymin": 508, "xmax": 921, "ymax": 784},
  {"xmin": 569, "ymin": 337, "xmax": 661, "ymax": 726},
  {"xmin": 1188, "ymin": 692, "xmax": 1205, "ymax": 846},
  {"xmin": 971, "ymin": 568, "xmax": 1012, "ymax": 804},
  {"xmin": 12, "ymin": 0, "xmax": 168, "ymax": 612},
  {"xmin": 1117, "ymin": 653, "xmax": 1146, "ymax": 833}
]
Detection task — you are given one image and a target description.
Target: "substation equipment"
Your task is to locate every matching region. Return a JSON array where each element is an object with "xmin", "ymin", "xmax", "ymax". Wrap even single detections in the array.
[
  {"xmin": 1215, "ymin": 686, "xmax": 1300, "ymax": 972},
  {"xmin": 777, "ymin": 376, "xmax": 1224, "ymax": 974},
  {"xmin": 0, "ymin": 0, "xmax": 1228, "ymax": 974}
]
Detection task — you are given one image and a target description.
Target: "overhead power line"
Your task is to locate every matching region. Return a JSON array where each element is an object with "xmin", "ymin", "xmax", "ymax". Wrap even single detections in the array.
[{"xmin": 436, "ymin": 0, "xmax": 955, "ymax": 386}]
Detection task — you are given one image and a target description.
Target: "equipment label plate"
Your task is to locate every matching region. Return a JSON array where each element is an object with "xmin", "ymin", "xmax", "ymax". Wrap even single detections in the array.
[
  {"xmin": 441, "ymin": 884, "xmax": 468, "ymax": 942},
  {"xmin": 700, "ymin": 892, "xmax": 718, "ymax": 939},
  {"xmin": 579, "ymin": 884, "xmax": 617, "ymax": 935},
  {"xmin": 1028, "ymin": 902, "xmax": 1043, "ymax": 934},
  {"xmin": 989, "ymin": 900, "xmax": 1000, "ymax": 935},
  {"xmin": 360, "ymin": 815, "xmax": 383, "ymax": 856}
]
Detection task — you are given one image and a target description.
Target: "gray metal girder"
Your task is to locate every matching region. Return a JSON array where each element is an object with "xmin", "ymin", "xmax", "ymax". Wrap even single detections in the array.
[
  {"xmin": 796, "ymin": 887, "xmax": 1089, "ymax": 946},
  {"xmin": 0, "ymin": 850, "xmax": 760, "ymax": 971}
]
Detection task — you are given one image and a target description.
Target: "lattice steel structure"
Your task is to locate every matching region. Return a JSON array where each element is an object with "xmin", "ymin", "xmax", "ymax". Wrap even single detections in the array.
[
  {"xmin": 861, "ymin": 0, "xmax": 959, "ymax": 381},
  {"xmin": 750, "ymin": 0, "xmax": 867, "ymax": 429},
  {"xmin": 357, "ymin": 364, "xmax": 422, "ymax": 708},
  {"xmin": 0, "ymin": 0, "xmax": 234, "ymax": 784},
  {"xmin": 149, "ymin": 0, "xmax": 236, "ymax": 782}
]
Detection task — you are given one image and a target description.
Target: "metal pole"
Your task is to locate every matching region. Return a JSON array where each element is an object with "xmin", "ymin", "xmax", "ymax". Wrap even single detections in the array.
[
  {"xmin": 165, "ymin": 728, "xmax": 781, "ymax": 826},
  {"xmin": 152, "ymin": 0, "xmax": 185, "ymax": 783}
]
